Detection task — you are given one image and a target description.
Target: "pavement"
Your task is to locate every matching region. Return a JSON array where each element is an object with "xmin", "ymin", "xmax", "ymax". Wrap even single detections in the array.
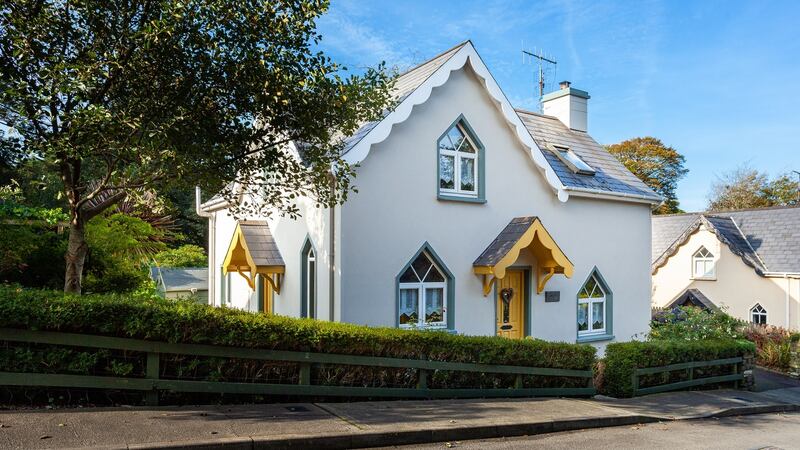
[
  {"xmin": 387, "ymin": 411, "xmax": 800, "ymax": 449},
  {"xmin": 2, "ymin": 386, "xmax": 800, "ymax": 449}
]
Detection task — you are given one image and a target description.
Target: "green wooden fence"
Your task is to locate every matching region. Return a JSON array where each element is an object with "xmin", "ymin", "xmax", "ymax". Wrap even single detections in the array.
[
  {"xmin": 0, "ymin": 328, "xmax": 595, "ymax": 404},
  {"xmin": 631, "ymin": 356, "xmax": 744, "ymax": 396}
]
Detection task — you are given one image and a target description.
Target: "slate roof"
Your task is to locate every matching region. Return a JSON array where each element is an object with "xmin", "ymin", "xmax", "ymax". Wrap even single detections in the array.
[
  {"xmin": 150, "ymin": 267, "xmax": 208, "ymax": 292},
  {"xmin": 474, "ymin": 217, "xmax": 537, "ymax": 266},
  {"xmin": 652, "ymin": 206, "xmax": 800, "ymax": 275},
  {"xmin": 342, "ymin": 41, "xmax": 469, "ymax": 155},
  {"xmin": 516, "ymin": 110, "xmax": 661, "ymax": 201},
  {"xmin": 238, "ymin": 221, "xmax": 285, "ymax": 267}
]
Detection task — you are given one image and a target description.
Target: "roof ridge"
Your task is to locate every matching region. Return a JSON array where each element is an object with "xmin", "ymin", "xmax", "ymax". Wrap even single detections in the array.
[
  {"xmin": 514, "ymin": 108, "xmax": 559, "ymax": 120},
  {"xmin": 655, "ymin": 204, "xmax": 800, "ymax": 218},
  {"xmin": 395, "ymin": 40, "xmax": 471, "ymax": 79}
]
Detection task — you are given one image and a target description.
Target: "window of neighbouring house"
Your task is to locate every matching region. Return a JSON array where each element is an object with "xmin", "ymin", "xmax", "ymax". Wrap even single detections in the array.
[
  {"xmin": 750, "ymin": 303, "xmax": 767, "ymax": 325},
  {"xmin": 438, "ymin": 116, "xmax": 484, "ymax": 201},
  {"xmin": 398, "ymin": 250, "xmax": 447, "ymax": 329},
  {"xmin": 577, "ymin": 270, "xmax": 611, "ymax": 338},
  {"xmin": 692, "ymin": 246, "xmax": 715, "ymax": 279},
  {"xmin": 301, "ymin": 239, "xmax": 316, "ymax": 319}
]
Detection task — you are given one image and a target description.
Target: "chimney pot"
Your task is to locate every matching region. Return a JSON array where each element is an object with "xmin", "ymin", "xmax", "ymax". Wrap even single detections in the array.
[{"xmin": 559, "ymin": 80, "xmax": 571, "ymax": 89}]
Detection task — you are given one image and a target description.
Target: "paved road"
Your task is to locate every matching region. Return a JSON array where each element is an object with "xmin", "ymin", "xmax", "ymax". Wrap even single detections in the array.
[{"xmin": 383, "ymin": 412, "xmax": 800, "ymax": 450}]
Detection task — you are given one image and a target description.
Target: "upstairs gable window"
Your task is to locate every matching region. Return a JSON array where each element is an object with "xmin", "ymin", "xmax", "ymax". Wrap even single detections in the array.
[
  {"xmin": 692, "ymin": 246, "xmax": 715, "ymax": 279},
  {"xmin": 438, "ymin": 117, "xmax": 484, "ymax": 201}
]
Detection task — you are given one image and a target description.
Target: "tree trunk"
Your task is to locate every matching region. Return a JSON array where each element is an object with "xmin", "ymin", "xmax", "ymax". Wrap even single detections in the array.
[{"xmin": 64, "ymin": 216, "xmax": 89, "ymax": 294}]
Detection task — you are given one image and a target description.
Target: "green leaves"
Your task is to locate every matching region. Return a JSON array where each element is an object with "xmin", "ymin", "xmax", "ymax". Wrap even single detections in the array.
[
  {"xmin": 1, "ymin": 0, "xmax": 393, "ymax": 291},
  {"xmin": 606, "ymin": 137, "xmax": 688, "ymax": 215}
]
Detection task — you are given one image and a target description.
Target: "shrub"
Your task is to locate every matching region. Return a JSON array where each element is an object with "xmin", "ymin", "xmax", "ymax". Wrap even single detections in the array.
[
  {"xmin": 743, "ymin": 324, "xmax": 799, "ymax": 370},
  {"xmin": 153, "ymin": 244, "xmax": 207, "ymax": 268},
  {"xmin": 602, "ymin": 339, "xmax": 755, "ymax": 398},
  {"xmin": 650, "ymin": 306, "xmax": 745, "ymax": 341},
  {"xmin": 0, "ymin": 286, "xmax": 596, "ymax": 405}
]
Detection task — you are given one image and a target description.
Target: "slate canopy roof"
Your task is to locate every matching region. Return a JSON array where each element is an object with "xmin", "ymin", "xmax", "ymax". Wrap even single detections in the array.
[{"xmin": 652, "ymin": 206, "xmax": 800, "ymax": 276}]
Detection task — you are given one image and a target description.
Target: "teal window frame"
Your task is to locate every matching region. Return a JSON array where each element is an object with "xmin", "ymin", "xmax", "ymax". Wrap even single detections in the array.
[
  {"xmin": 436, "ymin": 114, "xmax": 486, "ymax": 204},
  {"xmin": 395, "ymin": 242, "xmax": 455, "ymax": 331},
  {"xmin": 301, "ymin": 237, "xmax": 317, "ymax": 319},
  {"xmin": 576, "ymin": 267, "xmax": 614, "ymax": 343}
]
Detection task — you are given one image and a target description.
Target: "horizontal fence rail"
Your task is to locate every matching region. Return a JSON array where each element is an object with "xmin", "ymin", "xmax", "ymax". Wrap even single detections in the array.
[
  {"xmin": 0, "ymin": 328, "xmax": 595, "ymax": 404},
  {"xmin": 632, "ymin": 356, "xmax": 744, "ymax": 396}
]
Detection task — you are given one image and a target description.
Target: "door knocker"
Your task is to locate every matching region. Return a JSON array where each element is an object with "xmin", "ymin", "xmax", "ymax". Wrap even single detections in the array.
[{"xmin": 500, "ymin": 287, "xmax": 514, "ymax": 323}]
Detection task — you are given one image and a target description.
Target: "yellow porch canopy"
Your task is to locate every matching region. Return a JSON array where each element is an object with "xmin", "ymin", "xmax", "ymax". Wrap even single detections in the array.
[
  {"xmin": 473, "ymin": 216, "xmax": 574, "ymax": 296},
  {"xmin": 222, "ymin": 221, "xmax": 285, "ymax": 293}
]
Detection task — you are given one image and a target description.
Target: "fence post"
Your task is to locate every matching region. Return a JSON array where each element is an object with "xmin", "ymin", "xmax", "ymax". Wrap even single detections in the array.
[
  {"xmin": 733, "ymin": 360, "xmax": 740, "ymax": 390},
  {"xmin": 417, "ymin": 369, "xmax": 428, "ymax": 390},
  {"xmin": 299, "ymin": 362, "xmax": 311, "ymax": 385},
  {"xmin": 145, "ymin": 352, "xmax": 159, "ymax": 406},
  {"xmin": 631, "ymin": 371, "xmax": 639, "ymax": 397},
  {"xmin": 514, "ymin": 374, "xmax": 523, "ymax": 389}
]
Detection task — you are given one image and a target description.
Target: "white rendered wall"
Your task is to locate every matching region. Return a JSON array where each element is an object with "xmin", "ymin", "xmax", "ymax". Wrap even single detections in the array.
[
  {"xmin": 208, "ymin": 194, "xmax": 337, "ymax": 321},
  {"xmin": 652, "ymin": 225, "xmax": 799, "ymax": 329},
  {"xmin": 340, "ymin": 65, "xmax": 652, "ymax": 349}
]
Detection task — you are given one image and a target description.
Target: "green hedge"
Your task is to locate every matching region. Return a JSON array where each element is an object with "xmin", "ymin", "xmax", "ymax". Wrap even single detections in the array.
[
  {"xmin": 601, "ymin": 339, "xmax": 755, "ymax": 398},
  {"xmin": 0, "ymin": 287, "xmax": 596, "ymax": 404}
]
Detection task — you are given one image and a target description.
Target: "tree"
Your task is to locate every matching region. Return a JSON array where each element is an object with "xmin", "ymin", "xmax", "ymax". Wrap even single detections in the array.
[
  {"xmin": 0, "ymin": 0, "xmax": 392, "ymax": 293},
  {"xmin": 707, "ymin": 165, "xmax": 799, "ymax": 211},
  {"xmin": 606, "ymin": 137, "xmax": 688, "ymax": 214},
  {"xmin": 154, "ymin": 244, "xmax": 206, "ymax": 268}
]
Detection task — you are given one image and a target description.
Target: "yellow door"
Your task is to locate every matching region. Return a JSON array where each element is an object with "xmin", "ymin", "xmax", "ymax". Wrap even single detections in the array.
[{"xmin": 496, "ymin": 269, "xmax": 525, "ymax": 339}]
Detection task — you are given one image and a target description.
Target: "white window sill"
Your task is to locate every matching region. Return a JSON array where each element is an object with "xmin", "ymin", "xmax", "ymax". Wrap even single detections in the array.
[
  {"xmin": 691, "ymin": 276, "xmax": 717, "ymax": 281},
  {"xmin": 577, "ymin": 333, "xmax": 614, "ymax": 343},
  {"xmin": 437, "ymin": 193, "xmax": 486, "ymax": 204}
]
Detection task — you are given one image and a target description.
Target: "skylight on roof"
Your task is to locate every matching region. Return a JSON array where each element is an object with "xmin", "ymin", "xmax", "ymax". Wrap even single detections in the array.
[{"xmin": 551, "ymin": 145, "xmax": 595, "ymax": 175}]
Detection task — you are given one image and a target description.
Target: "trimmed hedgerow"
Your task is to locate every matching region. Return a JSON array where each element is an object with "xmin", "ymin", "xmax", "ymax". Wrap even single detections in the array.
[
  {"xmin": 0, "ymin": 286, "xmax": 596, "ymax": 404},
  {"xmin": 601, "ymin": 339, "xmax": 755, "ymax": 398}
]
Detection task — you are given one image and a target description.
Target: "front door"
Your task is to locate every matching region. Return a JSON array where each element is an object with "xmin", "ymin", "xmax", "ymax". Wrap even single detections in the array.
[{"xmin": 496, "ymin": 269, "xmax": 525, "ymax": 339}]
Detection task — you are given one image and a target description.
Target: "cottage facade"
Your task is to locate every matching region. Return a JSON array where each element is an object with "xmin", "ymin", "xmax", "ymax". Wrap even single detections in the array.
[
  {"xmin": 199, "ymin": 41, "xmax": 661, "ymax": 348},
  {"xmin": 652, "ymin": 207, "xmax": 800, "ymax": 328}
]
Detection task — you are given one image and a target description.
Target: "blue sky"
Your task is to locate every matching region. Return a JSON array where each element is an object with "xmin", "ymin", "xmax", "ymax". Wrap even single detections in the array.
[{"xmin": 317, "ymin": 0, "xmax": 800, "ymax": 212}]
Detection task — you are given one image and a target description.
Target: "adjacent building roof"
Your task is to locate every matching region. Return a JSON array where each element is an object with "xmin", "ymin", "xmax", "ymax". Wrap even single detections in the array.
[
  {"xmin": 517, "ymin": 110, "xmax": 661, "ymax": 202},
  {"xmin": 150, "ymin": 267, "xmax": 208, "ymax": 292},
  {"xmin": 664, "ymin": 288, "xmax": 719, "ymax": 312},
  {"xmin": 652, "ymin": 206, "xmax": 800, "ymax": 275}
]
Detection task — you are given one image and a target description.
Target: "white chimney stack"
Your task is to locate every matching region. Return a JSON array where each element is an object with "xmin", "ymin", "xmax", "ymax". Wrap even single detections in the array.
[{"xmin": 541, "ymin": 81, "xmax": 590, "ymax": 132}]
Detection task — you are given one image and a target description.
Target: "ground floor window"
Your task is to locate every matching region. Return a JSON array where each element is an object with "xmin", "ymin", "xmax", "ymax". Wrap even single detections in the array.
[
  {"xmin": 577, "ymin": 268, "xmax": 612, "ymax": 339},
  {"xmin": 750, "ymin": 303, "xmax": 767, "ymax": 325},
  {"xmin": 398, "ymin": 249, "xmax": 448, "ymax": 329},
  {"xmin": 301, "ymin": 239, "xmax": 316, "ymax": 319}
]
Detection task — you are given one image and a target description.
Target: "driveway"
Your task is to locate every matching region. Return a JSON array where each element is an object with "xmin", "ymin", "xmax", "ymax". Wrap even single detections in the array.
[{"xmin": 753, "ymin": 367, "xmax": 800, "ymax": 392}]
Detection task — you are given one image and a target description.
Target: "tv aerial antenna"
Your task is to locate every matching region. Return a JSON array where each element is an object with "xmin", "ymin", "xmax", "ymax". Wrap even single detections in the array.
[{"xmin": 521, "ymin": 43, "xmax": 557, "ymax": 112}]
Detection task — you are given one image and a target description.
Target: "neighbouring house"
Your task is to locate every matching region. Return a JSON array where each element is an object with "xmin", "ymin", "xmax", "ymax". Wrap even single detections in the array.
[
  {"xmin": 150, "ymin": 267, "xmax": 209, "ymax": 304},
  {"xmin": 652, "ymin": 206, "xmax": 800, "ymax": 328},
  {"xmin": 197, "ymin": 41, "xmax": 661, "ymax": 348}
]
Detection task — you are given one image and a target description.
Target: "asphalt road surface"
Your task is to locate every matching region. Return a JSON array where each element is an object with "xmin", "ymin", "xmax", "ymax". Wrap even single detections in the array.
[{"xmin": 380, "ymin": 412, "xmax": 800, "ymax": 450}]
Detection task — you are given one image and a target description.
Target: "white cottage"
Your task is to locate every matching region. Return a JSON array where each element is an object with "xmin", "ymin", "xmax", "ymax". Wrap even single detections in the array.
[{"xmin": 198, "ymin": 41, "xmax": 661, "ymax": 348}]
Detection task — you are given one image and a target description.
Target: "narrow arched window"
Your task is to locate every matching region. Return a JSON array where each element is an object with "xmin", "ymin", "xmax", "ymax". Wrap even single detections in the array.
[
  {"xmin": 577, "ymin": 269, "xmax": 613, "ymax": 340},
  {"xmin": 398, "ymin": 250, "xmax": 447, "ymax": 329},
  {"xmin": 750, "ymin": 303, "xmax": 767, "ymax": 325},
  {"xmin": 437, "ymin": 116, "xmax": 484, "ymax": 201},
  {"xmin": 301, "ymin": 240, "xmax": 316, "ymax": 319},
  {"xmin": 692, "ymin": 246, "xmax": 715, "ymax": 279}
]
